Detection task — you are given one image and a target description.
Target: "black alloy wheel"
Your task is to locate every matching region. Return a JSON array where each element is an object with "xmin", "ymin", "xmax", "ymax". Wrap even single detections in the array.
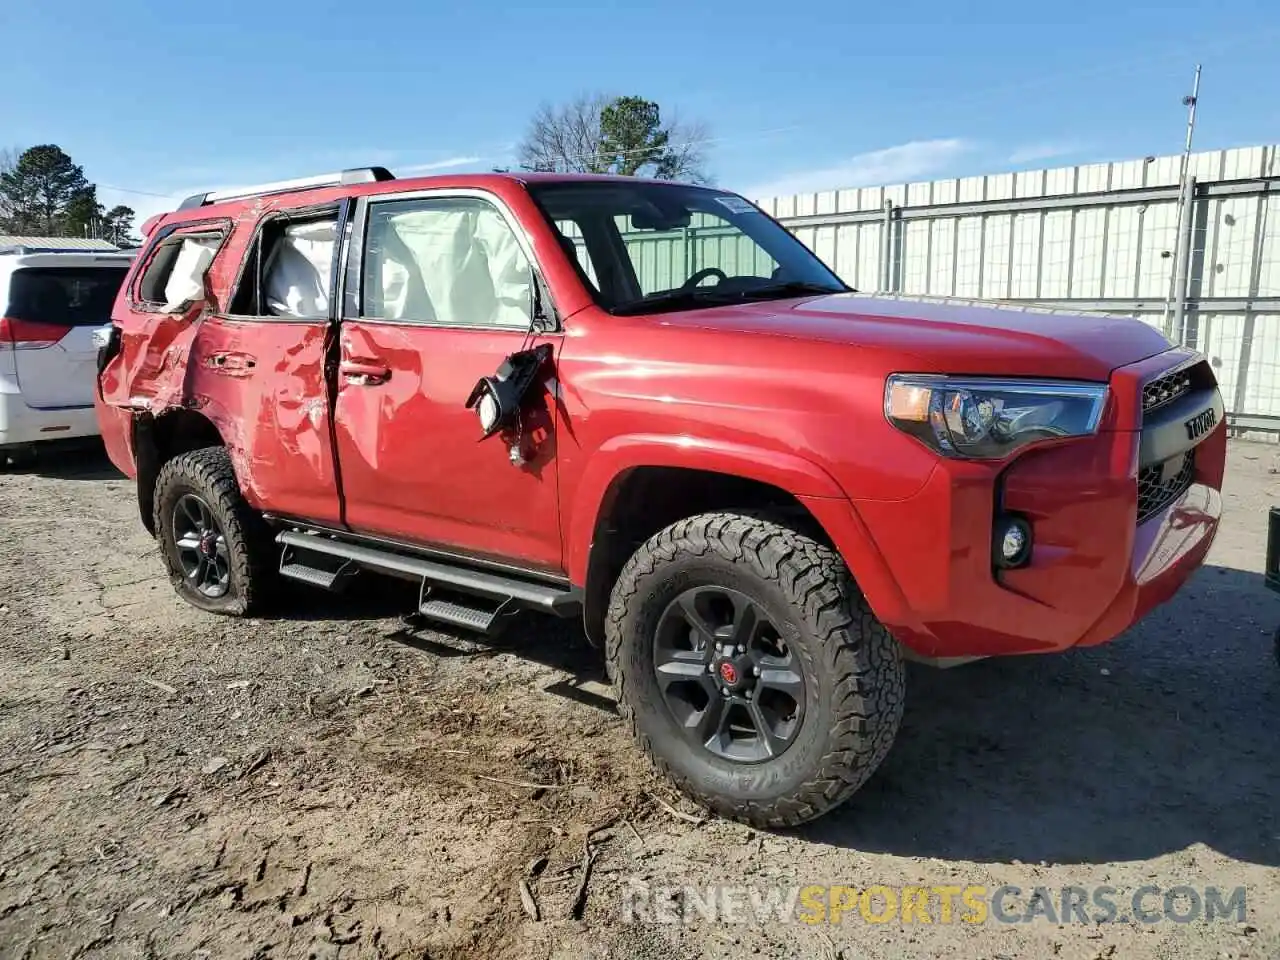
[
  {"xmin": 171, "ymin": 492, "xmax": 231, "ymax": 598},
  {"xmin": 654, "ymin": 585, "xmax": 805, "ymax": 763},
  {"xmin": 153, "ymin": 446, "xmax": 274, "ymax": 616}
]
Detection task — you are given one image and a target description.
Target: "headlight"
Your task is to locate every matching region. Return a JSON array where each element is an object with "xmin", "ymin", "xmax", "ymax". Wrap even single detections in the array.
[{"xmin": 884, "ymin": 375, "xmax": 1108, "ymax": 459}]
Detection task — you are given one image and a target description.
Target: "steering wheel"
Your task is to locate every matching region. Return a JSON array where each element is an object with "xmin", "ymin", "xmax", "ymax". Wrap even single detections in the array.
[{"xmin": 681, "ymin": 267, "xmax": 728, "ymax": 290}]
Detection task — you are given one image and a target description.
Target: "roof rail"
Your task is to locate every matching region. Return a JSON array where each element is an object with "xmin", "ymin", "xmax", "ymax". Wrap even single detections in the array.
[
  {"xmin": 0, "ymin": 245, "xmax": 130, "ymax": 256},
  {"xmin": 177, "ymin": 166, "xmax": 395, "ymax": 210}
]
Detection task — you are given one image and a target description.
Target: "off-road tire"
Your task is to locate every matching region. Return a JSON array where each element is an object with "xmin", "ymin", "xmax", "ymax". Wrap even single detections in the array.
[
  {"xmin": 154, "ymin": 446, "xmax": 274, "ymax": 616},
  {"xmin": 606, "ymin": 512, "xmax": 905, "ymax": 828}
]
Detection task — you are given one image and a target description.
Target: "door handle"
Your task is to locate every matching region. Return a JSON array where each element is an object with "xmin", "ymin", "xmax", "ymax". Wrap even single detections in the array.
[
  {"xmin": 207, "ymin": 351, "xmax": 257, "ymax": 374},
  {"xmin": 339, "ymin": 359, "xmax": 391, "ymax": 385}
]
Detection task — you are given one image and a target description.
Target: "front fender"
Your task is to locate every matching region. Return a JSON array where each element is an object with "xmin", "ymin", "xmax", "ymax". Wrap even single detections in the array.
[
  {"xmin": 565, "ymin": 432, "xmax": 936, "ymax": 656},
  {"xmin": 564, "ymin": 432, "xmax": 849, "ymax": 585}
]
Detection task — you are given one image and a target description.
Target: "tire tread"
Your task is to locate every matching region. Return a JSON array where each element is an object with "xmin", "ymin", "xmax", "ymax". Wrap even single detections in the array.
[
  {"xmin": 605, "ymin": 511, "xmax": 905, "ymax": 829},
  {"xmin": 153, "ymin": 446, "xmax": 272, "ymax": 616}
]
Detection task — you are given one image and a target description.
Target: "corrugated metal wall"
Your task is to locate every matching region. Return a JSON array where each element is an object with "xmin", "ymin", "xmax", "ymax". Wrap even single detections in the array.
[{"xmin": 605, "ymin": 144, "xmax": 1280, "ymax": 426}]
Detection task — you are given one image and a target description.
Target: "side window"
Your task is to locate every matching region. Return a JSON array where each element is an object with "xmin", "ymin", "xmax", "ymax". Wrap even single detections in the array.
[
  {"xmin": 229, "ymin": 212, "xmax": 339, "ymax": 319},
  {"xmin": 361, "ymin": 197, "xmax": 532, "ymax": 328},
  {"xmin": 134, "ymin": 232, "xmax": 223, "ymax": 313}
]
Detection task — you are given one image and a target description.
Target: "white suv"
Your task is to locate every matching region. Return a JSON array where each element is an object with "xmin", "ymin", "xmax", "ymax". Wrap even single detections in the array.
[{"xmin": 0, "ymin": 248, "xmax": 133, "ymax": 463}]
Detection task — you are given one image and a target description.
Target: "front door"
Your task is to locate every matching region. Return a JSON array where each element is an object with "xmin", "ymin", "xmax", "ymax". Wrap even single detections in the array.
[{"xmin": 332, "ymin": 192, "xmax": 563, "ymax": 573}]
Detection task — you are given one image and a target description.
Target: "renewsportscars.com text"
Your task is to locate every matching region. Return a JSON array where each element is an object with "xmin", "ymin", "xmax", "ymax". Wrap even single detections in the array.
[{"xmin": 620, "ymin": 883, "xmax": 1248, "ymax": 926}]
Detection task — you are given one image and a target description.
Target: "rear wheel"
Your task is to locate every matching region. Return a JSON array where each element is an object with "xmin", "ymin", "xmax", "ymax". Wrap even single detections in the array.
[
  {"xmin": 154, "ymin": 447, "xmax": 273, "ymax": 615},
  {"xmin": 606, "ymin": 512, "xmax": 905, "ymax": 828}
]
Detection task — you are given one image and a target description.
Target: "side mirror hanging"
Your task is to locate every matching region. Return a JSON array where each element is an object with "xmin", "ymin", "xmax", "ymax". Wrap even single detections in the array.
[{"xmin": 464, "ymin": 343, "xmax": 553, "ymax": 440}]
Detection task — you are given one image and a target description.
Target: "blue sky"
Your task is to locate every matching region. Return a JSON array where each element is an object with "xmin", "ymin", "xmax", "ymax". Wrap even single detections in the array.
[{"xmin": 3, "ymin": 0, "xmax": 1278, "ymax": 225}]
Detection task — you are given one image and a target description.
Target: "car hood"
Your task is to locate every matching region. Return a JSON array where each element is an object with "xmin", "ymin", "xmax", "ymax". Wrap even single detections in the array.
[{"xmin": 655, "ymin": 292, "xmax": 1173, "ymax": 381}]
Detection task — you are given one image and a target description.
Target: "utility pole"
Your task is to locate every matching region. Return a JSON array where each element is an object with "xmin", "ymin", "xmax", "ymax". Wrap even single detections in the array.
[{"xmin": 1164, "ymin": 64, "xmax": 1201, "ymax": 340}]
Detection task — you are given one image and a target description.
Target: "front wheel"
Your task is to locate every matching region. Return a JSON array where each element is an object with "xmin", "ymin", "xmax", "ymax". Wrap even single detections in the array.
[
  {"xmin": 154, "ymin": 446, "xmax": 274, "ymax": 616},
  {"xmin": 606, "ymin": 512, "xmax": 905, "ymax": 828}
]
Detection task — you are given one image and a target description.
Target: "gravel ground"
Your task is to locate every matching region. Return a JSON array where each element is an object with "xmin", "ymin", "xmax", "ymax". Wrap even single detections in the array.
[{"xmin": 0, "ymin": 440, "xmax": 1277, "ymax": 960}]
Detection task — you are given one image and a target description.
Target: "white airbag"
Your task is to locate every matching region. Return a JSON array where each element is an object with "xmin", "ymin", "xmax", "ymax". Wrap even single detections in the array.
[
  {"xmin": 162, "ymin": 237, "xmax": 220, "ymax": 312},
  {"xmin": 264, "ymin": 220, "xmax": 335, "ymax": 318},
  {"xmin": 370, "ymin": 204, "xmax": 531, "ymax": 327}
]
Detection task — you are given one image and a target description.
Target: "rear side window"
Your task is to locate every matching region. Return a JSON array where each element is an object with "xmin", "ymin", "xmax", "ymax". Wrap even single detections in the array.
[
  {"xmin": 136, "ymin": 235, "xmax": 222, "ymax": 312},
  {"xmin": 229, "ymin": 212, "xmax": 339, "ymax": 320},
  {"xmin": 5, "ymin": 267, "xmax": 129, "ymax": 326}
]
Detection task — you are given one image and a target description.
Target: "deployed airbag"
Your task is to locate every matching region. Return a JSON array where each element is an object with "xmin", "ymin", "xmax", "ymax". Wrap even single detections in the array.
[
  {"xmin": 162, "ymin": 237, "xmax": 220, "ymax": 312},
  {"xmin": 264, "ymin": 220, "xmax": 336, "ymax": 319},
  {"xmin": 368, "ymin": 202, "xmax": 532, "ymax": 327}
]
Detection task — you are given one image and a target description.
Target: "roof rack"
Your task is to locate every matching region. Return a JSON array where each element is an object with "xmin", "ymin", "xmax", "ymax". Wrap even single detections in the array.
[
  {"xmin": 0, "ymin": 245, "xmax": 132, "ymax": 256},
  {"xmin": 177, "ymin": 166, "xmax": 395, "ymax": 210}
]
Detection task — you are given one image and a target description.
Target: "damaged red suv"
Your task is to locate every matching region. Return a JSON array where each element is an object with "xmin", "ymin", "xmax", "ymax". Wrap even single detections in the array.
[{"xmin": 96, "ymin": 167, "xmax": 1226, "ymax": 827}]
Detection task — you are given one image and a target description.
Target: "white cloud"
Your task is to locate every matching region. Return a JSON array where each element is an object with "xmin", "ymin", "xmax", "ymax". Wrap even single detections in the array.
[
  {"xmin": 398, "ymin": 155, "xmax": 484, "ymax": 174},
  {"xmin": 742, "ymin": 139, "xmax": 973, "ymax": 200},
  {"xmin": 1007, "ymin": 141, "xmax": 1084, "ymax": 165}
]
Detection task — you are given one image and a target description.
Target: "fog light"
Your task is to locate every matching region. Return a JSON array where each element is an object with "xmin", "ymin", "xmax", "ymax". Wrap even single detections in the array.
[{"xmin": 994, "ymin": 515, "xmax": 1032, "ymax": 569}]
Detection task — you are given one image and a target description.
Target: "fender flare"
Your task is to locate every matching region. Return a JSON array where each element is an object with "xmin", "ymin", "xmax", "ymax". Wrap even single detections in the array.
[{"xmin": 564, "ymin": 433, "xmax": 849, "ymax": 585}]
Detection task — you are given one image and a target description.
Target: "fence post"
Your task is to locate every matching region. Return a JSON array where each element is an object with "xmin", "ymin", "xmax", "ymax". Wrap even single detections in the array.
[
  {"xmin": 880, "ymin": 199, "xmax": 894, "ymax": 292},
  {"xmin": 1171, "ymin": 176, "xmax": 1198, "ymax": 344}
]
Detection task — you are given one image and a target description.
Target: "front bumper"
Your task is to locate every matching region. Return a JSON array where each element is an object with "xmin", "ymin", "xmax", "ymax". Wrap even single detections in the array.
[{"xmin": 814, "ymin": 348, "xmax": 1226, "ymax": 658}]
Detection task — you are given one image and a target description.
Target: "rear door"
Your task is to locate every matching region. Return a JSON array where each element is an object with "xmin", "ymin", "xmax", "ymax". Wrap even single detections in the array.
[{"xmin": 4, "ymin": 257, "xmax": 131, "ymax": 408}]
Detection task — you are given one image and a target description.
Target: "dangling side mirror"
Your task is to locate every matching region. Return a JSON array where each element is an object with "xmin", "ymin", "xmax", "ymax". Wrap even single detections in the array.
[{"xmin": 464, "ymin": 343, "xmax": 553, "ymax": 440}]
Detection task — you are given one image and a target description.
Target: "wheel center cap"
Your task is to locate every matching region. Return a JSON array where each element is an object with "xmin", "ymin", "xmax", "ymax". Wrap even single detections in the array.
[
  {"xmin": 718, "ymin": 661, "xmax": 739, "ymax": 685},
  {"xmin": 199, "ymin": 532, "xmax": 218, "ymax": 558}
]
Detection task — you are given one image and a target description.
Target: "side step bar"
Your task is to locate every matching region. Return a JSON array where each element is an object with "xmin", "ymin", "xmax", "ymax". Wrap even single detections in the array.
[{"xmin": 275, "ymin": 530, "xmax": 580, "ymax": 632}]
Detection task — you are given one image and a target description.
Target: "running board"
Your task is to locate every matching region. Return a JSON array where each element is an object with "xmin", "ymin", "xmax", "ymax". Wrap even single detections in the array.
[
  {"xmin": 418, "ymin": 594, "xmax": 518, "ymax": 636},
  {"xmin": 275, "ymin": 530, "xmax": 581, "ymax": 617},
  {"xmin": 280, "ymin": 559, "xmax": 353, "ymax": 591}
]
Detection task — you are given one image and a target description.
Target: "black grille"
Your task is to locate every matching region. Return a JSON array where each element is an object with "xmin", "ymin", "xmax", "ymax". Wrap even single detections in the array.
[
  {"xmin": 1142, "ymin": 367, "xmax": 1193, "ymax": 414},
  {"xmin": 1137, "ymin": 452, "xmax": 1195, "ymax": 525}
]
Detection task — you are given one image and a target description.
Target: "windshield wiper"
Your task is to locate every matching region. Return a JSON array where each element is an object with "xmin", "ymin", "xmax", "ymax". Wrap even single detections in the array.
[
  {"xmin": 727, "ymin": 280, "xmax": 845, "ymax": 301},
  {"xmin": 611, "ymin": 280, "xmax": 845, "ymax": 316}
]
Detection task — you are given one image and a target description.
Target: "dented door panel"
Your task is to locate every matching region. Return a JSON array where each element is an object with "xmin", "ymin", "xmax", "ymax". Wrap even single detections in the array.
[
  {"xmin": 99, "ymin": 218, "xmax": 245, "ymax": 447},
  {"xmin": 188, "ymin": 317, "xmax": 340, "ymax": 522},
  {"xmin": 332, "ymin": 321, "xmax": 563, "ymax": 571}
]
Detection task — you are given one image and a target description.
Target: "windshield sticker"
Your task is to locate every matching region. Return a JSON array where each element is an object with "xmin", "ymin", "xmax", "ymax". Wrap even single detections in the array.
[{"xmin": 713, "ymin": 196, "xmax": 758, "ymax": 215}]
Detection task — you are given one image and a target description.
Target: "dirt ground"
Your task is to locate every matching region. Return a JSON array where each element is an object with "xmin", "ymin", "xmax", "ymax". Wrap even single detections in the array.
[{"xmin": 1, "ymin": 441, "xmax": 1277, "ymax": 960}]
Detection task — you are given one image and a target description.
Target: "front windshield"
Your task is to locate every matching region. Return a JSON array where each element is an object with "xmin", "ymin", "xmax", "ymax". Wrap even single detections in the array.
[{"xmin": 527, "ymin": 180, "xmax": 849, "ymax": 315}]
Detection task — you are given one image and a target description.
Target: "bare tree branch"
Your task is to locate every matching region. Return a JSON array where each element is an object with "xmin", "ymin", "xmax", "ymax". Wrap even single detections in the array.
[
  {"xmin": 518, "ymin": 94, "xmax": 610, "ymax": 174},
  {"xmin": 659, "ymin": 116, "xmax": 713, "ymax": 185},
  {"xmin": 516, "ymin": 94, "xmax": 711, "ymax": 182},
  {"xmin": 0, "ymin": 146, "xmax": 21, "ymax": 229}
]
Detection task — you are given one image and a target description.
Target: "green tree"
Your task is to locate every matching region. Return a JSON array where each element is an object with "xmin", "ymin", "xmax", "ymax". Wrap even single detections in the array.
[
  {"xmin": 517, "ymin": 94, "xmax": 710, "ymax": 183},
  {"xmin": 599, "ymin": 96, "xmax": 669, "ymax": 176},
  {"xmin": 0, "ymin": 144, "xmax": 91, "ymax": 235},
  {"xmin": 102, "ymin": 205, "xmax": 137, "ymax": 246},
  {"xmin": 61, "ymin": 186, "xmax": 103, "ymax": 238}
]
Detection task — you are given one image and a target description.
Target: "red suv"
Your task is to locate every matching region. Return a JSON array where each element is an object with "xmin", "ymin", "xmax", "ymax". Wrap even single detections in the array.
[{"xmin": 96, "ymin": 167, "xmax": 1226, "ymax": 827}]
